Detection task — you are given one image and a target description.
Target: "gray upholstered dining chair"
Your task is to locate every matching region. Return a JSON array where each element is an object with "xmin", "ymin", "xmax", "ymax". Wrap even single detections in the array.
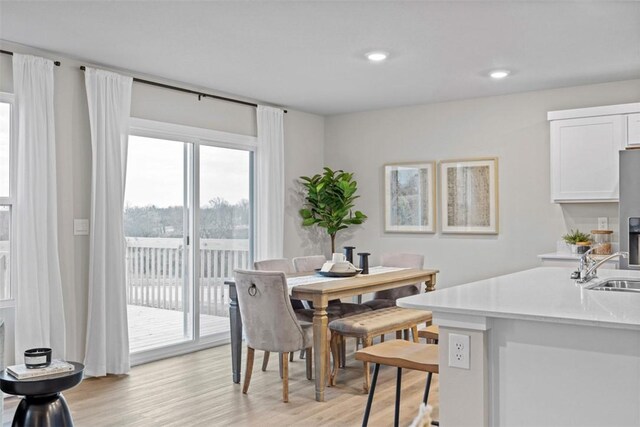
[
  {"xmin": 254, "ymin": 258, "xmax": 307, "ymax": 311},
  {"xmin": 363, "ymin": 253, "xmax": 425, "ymax": 310},
  {"xmin": 253, "ymin": 258, "xmax": 305, "ymax": 367},
  {"xmin": 234, "ymin": 270, "xmax": 313, "ymax": 403},
  {"xmin": 291, "ymin": 255, "xmax": 326, "ymax": 273},
  {"xmin": 254, "ymin": 258, "xmax": 294, "ymax": 274}
]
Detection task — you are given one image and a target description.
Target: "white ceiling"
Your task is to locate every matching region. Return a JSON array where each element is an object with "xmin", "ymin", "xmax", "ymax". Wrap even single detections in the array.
[{"xmin": 1, "ymin": 1, "xmax": 639, "ymax": 115}]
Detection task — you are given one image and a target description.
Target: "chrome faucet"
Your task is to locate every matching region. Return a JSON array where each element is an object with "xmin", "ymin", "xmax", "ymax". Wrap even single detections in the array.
[{"xmin": 577, "ymin": 249, "xmax": 629, "ymax": 283}]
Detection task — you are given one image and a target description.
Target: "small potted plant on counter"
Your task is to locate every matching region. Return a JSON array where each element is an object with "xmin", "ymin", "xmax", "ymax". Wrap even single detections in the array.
[{"xmin": 562, "ymin": 229, "xmax": 592, "ymax": 254}]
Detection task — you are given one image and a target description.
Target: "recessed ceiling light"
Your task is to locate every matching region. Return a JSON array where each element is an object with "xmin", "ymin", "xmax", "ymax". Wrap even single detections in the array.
[
  {"xmin": 366, "ymin": 51, "xmax": 389, "ymax": 62},
  {"xmin": 489, "ymin": 70, "xmax": 510, "ymax": 79}
]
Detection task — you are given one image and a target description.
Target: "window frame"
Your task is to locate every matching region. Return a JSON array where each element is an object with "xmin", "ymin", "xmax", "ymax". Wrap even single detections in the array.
[{"xmin": 0, "ymin": 91, "xmax": 16, "ymax": 304}]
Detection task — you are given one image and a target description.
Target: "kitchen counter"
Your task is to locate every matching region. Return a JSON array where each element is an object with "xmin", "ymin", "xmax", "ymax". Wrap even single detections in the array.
[
  {"xmin": 399, "ymin": 266, "xmax": 640, "ymax": 330},
  {"xmin": 538, "ymin": 252, "xmax": 620, "ymax": 268},
  {"xmin": 398, "ymin": 267, "xmax": 640, "ymax": 427},
  {"xmin": 537, "ymin": 251, "xmax": 619, "ymax": 261}
]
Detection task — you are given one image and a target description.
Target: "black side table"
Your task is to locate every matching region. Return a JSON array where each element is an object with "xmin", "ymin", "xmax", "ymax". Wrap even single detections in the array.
[{"xmin": 0, "ymin": 362, "xmax": 84, "ymax": 427}]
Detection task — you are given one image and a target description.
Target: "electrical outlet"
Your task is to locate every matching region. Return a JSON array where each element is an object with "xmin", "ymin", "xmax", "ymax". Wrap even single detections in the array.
[
  {"xmin": 449, "ymin": 333, "xmax": 470, "ymax": 369},
  {"xmin": 74, "ymin": 219, "xmax": 89, "ymax": 236},
  {"xmin": 598, "ymin": 217, "xmax": 608, "ymax": 230}
]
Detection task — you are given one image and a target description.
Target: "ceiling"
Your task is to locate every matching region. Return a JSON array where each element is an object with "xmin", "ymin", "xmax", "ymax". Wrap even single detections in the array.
[{"xmin": 1, "ymin": 1, "xmax": 639, "ymax": 115}]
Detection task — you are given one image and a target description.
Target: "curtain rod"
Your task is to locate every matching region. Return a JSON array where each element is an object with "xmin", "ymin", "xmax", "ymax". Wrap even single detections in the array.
[
  {"xmin": 79, "ymin": 65, "xmax": 287, "ymax": 113},
  {"xmin": 0, "ymin": 49, "xmax": 61, "ymax": 66}
]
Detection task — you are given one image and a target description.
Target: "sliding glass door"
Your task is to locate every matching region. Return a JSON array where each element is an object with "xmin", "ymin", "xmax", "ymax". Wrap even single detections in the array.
[
  {"xmin": 124, "ymin": 119, "xmax": 256, "ymax": 361},
  {"xmin": 198, "ymin": 145, "xmax": 252, "ymax": 339},
  {"xmin": 124, "ymin": 135, "xmax": 192, "ymax": 353}
]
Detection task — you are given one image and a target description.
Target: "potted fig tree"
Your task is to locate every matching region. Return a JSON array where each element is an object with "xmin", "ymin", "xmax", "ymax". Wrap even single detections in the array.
[{"xmin": 299, "ymin": 167, "xmax": 367, "ymax": 253}]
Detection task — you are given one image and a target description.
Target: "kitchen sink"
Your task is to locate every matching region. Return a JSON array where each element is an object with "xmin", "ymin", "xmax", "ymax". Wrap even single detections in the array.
[{"xmin": 586, "ymin": 278, "xmax": 640, "ymax": 293}]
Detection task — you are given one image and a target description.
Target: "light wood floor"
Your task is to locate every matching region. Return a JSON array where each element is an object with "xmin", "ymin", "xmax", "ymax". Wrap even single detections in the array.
[
  {"xmin": 4, "ymin": 342, "xmax": 439, "ymax": 426},
  {"xmin": 128, "ymin": 305, "xmax": 229, "ymax": 352}
]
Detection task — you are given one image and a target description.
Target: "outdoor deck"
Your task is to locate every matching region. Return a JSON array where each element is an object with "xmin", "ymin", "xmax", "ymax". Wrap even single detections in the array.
[
  {"xmin": 125, "ymin": 237, "xmax": 246, "ymax": 353},
  {"xmin": 128, "ymin": 305, "xmax": 230, "ymax": 352}
]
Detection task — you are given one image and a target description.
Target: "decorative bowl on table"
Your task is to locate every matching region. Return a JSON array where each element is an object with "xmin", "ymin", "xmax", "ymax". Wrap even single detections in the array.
[{"xmin": 315, "ymin": 263, "xmax": 363, "ymax": 277}]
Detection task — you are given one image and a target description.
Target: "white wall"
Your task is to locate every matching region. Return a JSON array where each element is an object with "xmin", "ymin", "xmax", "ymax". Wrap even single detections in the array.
[
  {"xmin": 0, "ymin": 40, "xmax": 325, "ymax": 364},
  {"xmin": 325, "ymin": 79, "xmax": 640, "ymax": 287},
  {"xmin": 283, "ymin": 110, "xmax": 326, "ymax": 257}
]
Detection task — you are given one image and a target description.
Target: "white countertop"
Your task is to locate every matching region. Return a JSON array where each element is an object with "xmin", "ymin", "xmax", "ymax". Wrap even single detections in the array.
[
  {"xmin": 538, "ymin": 252, "xmax": 619, "ymax": 263},
  {"xmin": 397, "ymin": 267, "xmax": 640, "ymax": 331}
]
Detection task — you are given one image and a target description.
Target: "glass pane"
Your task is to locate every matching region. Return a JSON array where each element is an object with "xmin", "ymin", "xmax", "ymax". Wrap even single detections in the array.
[
  {"xmin": 124, "ymin": 135, "xmax": 191, "ymax": 352},
  {"xmin": 0, "ymin": 206, "xmax": 9, "ymax": 300},
  {"xmin": 0, "ymin": 102, "xmax": 10, "ymax": 197},
  {"xmin": 198, "ymin": 146, "xmax": 251, "ymax": 337}
]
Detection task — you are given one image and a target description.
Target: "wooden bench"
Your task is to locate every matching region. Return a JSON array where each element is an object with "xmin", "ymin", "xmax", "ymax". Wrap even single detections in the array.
[
  {"xmin": 418, "ymin": 324, "xmax": 439, "ymax": 343},
  {"xmin": 328, "ymin": 306, "xmax": 432, "ymax": 391}
]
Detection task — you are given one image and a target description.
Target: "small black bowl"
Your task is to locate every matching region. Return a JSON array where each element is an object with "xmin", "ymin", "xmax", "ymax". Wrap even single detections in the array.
[{"xmin": 24, "ymin": 348, "xmax": 52, "ymax": 369}]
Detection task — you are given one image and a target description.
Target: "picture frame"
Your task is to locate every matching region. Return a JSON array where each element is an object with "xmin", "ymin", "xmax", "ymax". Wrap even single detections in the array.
[
  {"xmin": 384, "ymin": 162, "xmax": 436, "ymax": 233},
  {"xmin": 440, "ymin": 158, "xmax": 499, "ymax": 234}
]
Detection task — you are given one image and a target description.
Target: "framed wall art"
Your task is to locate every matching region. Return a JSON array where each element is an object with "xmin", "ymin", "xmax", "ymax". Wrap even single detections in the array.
[
  {"xmin": 440, "ymin": 158, "xmax": 498, "ymax": 234},
  {"xmin": 384, "ymin": 162, "xmax": 436, "ymax": 233}
]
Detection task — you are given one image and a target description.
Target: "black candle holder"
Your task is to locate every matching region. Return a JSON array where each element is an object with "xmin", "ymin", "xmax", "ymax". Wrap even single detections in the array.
[
  {"xmin": 343, "ymin": 246, "xmax": 356, "ymax": 264},
  {"xmin": 357, "ymin": 252, "xmax": 370, "ymax": 274}
]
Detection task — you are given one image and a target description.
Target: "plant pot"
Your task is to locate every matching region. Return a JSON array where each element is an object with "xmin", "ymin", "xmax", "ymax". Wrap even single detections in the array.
[{"xmin": 571, "ymin": 242, "xmax": 591, "ymax": 254}]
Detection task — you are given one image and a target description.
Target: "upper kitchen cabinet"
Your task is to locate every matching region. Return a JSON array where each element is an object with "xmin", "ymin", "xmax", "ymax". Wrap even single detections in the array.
[
  {"xmin": 628, "ymin": 113, "xmax": 640, "ymax": 147},
  {"xmin": 548, "ymin": 102, "xmax": 640, "ymax": 203}
]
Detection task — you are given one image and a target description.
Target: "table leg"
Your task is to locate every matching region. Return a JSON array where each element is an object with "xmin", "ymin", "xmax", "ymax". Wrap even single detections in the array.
[
  {"xmin": 229, "ymin": 283, "xmax": 243, "ymax": 384},
  {"xmin": 14, "ymin": 394, "xmax": 74, "ymax": 427},
  {"xmin": 425, "ymin": 274, "xmax": 437, "ymax": 293},
  {"xmin": 313, "ymin": 298, "xmax": 329, "ymax": 402}
]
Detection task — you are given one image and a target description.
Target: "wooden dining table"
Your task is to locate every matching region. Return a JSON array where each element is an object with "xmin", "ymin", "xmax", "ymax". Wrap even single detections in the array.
[{"xmin": 225, "ymin": 267, "xmax": 439, "ymax": 402}]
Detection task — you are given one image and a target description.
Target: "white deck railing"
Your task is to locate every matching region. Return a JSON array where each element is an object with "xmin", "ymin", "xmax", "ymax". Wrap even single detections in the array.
[{"xmin": 125, "ymin": 237, "xmax": 250, "ymax": 317}]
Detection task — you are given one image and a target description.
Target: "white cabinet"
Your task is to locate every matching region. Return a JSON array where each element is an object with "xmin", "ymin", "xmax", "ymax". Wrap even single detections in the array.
[
  {"xmin": 548, "ymin": 102, "xmax": 640, "ymax": 203},
  {"xmin": 628, "ymin": 113, "xmax": 640, "ymax": 147},
  {"xmin": 550, "ymin": 115, "xmax": 625, "ymax": 202}
]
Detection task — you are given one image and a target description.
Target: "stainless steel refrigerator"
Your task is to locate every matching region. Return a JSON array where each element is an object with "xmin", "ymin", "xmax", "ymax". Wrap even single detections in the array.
[{"xmin": 620, "ymin": 149, "xmax": 640, "ymax": 270}]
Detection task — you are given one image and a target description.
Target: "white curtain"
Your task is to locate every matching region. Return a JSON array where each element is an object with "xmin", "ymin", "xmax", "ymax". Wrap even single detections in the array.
[
  {"xmin": 13, "ymin": 54, "xmax": 66, "ymax": 362},
  {"xmin": 84, "ymin": 67, "xmax": 132, "ymax": 376},
  {"xmin": 256, "ymin": 106, "xmax": 285, "ymax": 261}
]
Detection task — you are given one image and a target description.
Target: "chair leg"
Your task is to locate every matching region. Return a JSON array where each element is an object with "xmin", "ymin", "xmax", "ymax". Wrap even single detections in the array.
[
  {"xmin": 423, "ymin": 372, "xmax": 433, "ymax": 404},
  {"xmin": 306, "ymin": 347, "xmax": 313, "ymax": 380},
  {"xmin": 300, "ymin": 349, "xmax": 306, "ymax": 360},
  {"xmin": 282, "ymin": 352, "xmax": 289, "ymax": 403},
  {"xmin": 340, "ymin": 337, "xmax": 347, "ymax": 368},
  {"xmin": 289, "ymin": 352, "xmax": 294, "ymax": 362},
  {"xmin": 329, "ymin": 332, "xmax": 340, "ymax": 386},
  {"xmin": 242, "ymin": 347, "xmax": 255, "ymax": 394},
  {"xmin": 403, "ymin": 329, "xmax": 409, "ymax": 340},
  {"xmin": 362, "ymin": 363, "xmax": 380, "ymax": 427},
  {"xmin": 380, "ymin": 334, "xmax": 385, "ymax": 343},
  {"xmin": 262, "ymin": 351, "xmax": 270, "ymax": 371},
  {"xmin": 411, "ymin": 326, "xmax": 419, "ymax": 343},
  {"xmin": 394, "ymin": 367, "xmax": 402, "ymax": 427},
  {"xmin": 363, "ymin": 336, "xmax": 373, "ymax": 393},
  {"xmin": 396, "ymin": 330, "xmax": 402, "ymax": 339}
]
